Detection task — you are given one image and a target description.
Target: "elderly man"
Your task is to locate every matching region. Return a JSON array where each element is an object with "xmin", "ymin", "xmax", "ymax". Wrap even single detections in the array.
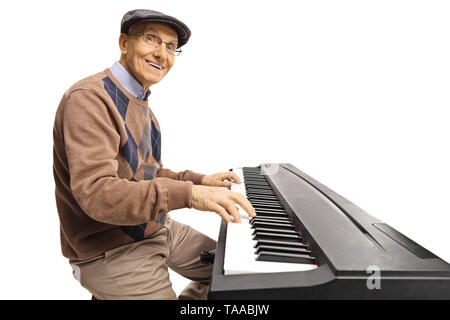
[{"xmin": 53, "ymin": 9, "xmax": 255, "ymax": 300}]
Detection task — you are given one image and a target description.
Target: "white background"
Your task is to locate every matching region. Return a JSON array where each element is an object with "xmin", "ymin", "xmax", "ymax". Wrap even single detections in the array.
[{"xmin": 0, "ymin": 0, "xmax": 449, "ymax": 299}]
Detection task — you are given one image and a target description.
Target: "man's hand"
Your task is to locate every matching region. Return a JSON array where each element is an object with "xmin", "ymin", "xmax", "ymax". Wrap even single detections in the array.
[
  {"xmin": 201, "ymin": 171, "xmax": 242, "ymax": 187},
  {"xmin": 191, "ymin": 185, "xmax": 256, "ymax": 223}
]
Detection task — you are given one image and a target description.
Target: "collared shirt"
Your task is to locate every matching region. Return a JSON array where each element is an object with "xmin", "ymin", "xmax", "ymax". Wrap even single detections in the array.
[{"xmin": 110, "ymin": 61, "xmax": 151, "ymax": 100}]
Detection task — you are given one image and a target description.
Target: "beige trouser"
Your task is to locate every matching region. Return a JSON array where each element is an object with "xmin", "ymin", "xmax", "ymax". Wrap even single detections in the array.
[{"xmin": 70, "ymin": 216, "xmax": 216, "ymax": 300}]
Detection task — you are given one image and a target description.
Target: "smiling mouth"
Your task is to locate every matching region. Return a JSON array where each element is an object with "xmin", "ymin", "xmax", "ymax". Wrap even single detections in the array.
[{"xmin": 145, "ymin": 59, "xmax": 163, "ymax": 71}]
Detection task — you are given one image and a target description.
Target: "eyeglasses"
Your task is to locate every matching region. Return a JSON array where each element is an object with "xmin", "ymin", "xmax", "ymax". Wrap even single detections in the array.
[{"xmin": 128, "ymin": 32, "xmax": 182, "ymax": 56}]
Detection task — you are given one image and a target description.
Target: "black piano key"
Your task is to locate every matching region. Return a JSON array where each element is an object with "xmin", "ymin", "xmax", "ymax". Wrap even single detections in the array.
[
  {"xmin": 255, "ymin": 210, "xmax": 286, "ymax": 216},
  {"xmin": 250, "ymin": 199, "xmax": 281, "ymax": 205},
  {"xmin": 250, "ymin": 216, "xmax": 291, "ymax": 222},
  {"xmin": 247, "ymin": 195, "xmax": 280, "ymax": 203},
  {"xmin": 251, "ymin": 219, "xmax": 291, "ymax": 226},
  {"xmin": 255, "ymin": 212, "xmax": 288, "ymax": 218},
  {"xmin": 244, "ymin": 170, "xmax": 264, "ymax": 173},
  {"xmin": 245, "ymin": 181, "xmax": 270, "ymax": 185},
  {"xmin": 247, "ymin": 193, "xmax": 276, "ymax": 198},
  {"xmin": 250, "ymin": 197, "xmax": 280, "ymax": 202},
  {"xmin": 252, "ymin": 205, "xmax": 284, "ymax": 210},
  {"xmin": 246, "ymin": 188, "xmax": 276, "ymax": 194},
  {"xmin": 245, "ymin": 181, "xmax": 268, "ymax": 184},
  {"xmin": 246, "ymin": 184, "xmax": 268, "ymax": 188},
  {"xmin": 247, "ymin": 192, "xmax": 275, "ymax": 197},
  {"xmin": 256, "ymin": 251, "xmax": 316, "ymax": 264},
  {"xmin": 246, "ymin": 187, "xmax": 272, "ymax": 192},
  {"xmin": 244, "ymin": 174, "xmax": 267, "ymax": 178},
  {"xmin": 255, "ymin": 209, "xmax": 286, "ymax": 215},
  {"xmin": 244, "ymin": 173, "xmax": 266, "ymax": 177},
  {"xmin": 248, "ymin": 195, "xmax": 278, "ymax": 201},
  {"xmin": 247, "ymin": 187, "xmax": 270, "ymax": 191},
  {"xmin": 253, "ymin": 232, "xmax": 302, "ymax": 242},
  {"xmin": 252, "ymin": 204, "xmax": 284, "ymax": 211},
  {"xmin": 251, "ymin": 201, "xmax": 280, "ymax": 206},
  {"xmin": 253, "ymin": 239, "xmax": 308, "ymax": 249},
  {"xmin": 243, "ymin": 168, "xmax": 261, "ymax": 173},
  {"xmin": 245, "ymin": 187, "xmax": 276, "ymax": 196},
  {"xmin": 252, "ymin": 227, "xmax": 298, "ymax": 235},
  {"xmin": 243, "ymin": 175, "xmax": 264, "ymax": 179},
  {"xmin": 247, "ymin": 193, "xmax": 277, "ymax": 198},
  {"xmin": 247, "ymin": 194, "xmax": 277, "ymax": 199},
  {"xmin": 249, "ymin": 198, "xmax": 279, "ymax": 203},
  {"xmin": 255, "ymin": 207, "xmax": 285, "ymax": 212},
  {"xmin": 251, "ymin": 221, "xmax": 295, "ymax": 229},
  {"xmin": 255, "ymin": 245, "xmax": 311, "ymax": 255},
  {"xmin": 247, "ymin": 195, "xmax": 278, "ymax": 201},
  {"xmin": 243, "ymin": 171, "xmax": 263, "ymax": 176},
  {"xmin": 250, "ymin": 219, "xmax": 292, "ymax": 226},
  {"xmin": 245, "ymin": 183, "xmax": 269, "ymax": 187},
  {"xmin": 245, "ymin": 186, "xmax": 273, "ymax": 191},
  {"xmin": 249, "ymin": 199, "xmax": 284, "ymax": 209},
  {"xmin": 246, "ymin": 192, "xmax": 277, "ymax": 198},
  {"xmin": 255, "ymin": 215, "xmax": 288, "ymax": 221},
  {"xmin": 253, "ymin": 205, "xmax": 286, "ymax": 214},
  {"xmin": 245, "ymin": 179, "xmax": 263, "ymax": 183}
]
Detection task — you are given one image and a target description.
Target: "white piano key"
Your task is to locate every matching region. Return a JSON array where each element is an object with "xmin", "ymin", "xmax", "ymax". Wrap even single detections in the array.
[{"xmin": 223, "ymin": 168, "xmax": 317, "ymax": 275}]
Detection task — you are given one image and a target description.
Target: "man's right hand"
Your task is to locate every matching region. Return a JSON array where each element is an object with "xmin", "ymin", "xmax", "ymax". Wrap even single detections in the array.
[{"xmin": 191, "ymin": 185, "xmax": 256, "ymax": 223}]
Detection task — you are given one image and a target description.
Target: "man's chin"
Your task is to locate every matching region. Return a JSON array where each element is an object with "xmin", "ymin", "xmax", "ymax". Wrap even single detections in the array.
[{"xmin": 145, "ymin": 75, "xmax": 163, "ymax": 86}]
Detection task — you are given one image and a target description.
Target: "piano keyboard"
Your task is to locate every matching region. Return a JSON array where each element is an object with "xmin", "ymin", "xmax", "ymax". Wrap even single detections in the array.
[
  {"xmin": 209, "ymin": 163, "xmax": 450, "ymax": 299},
  {"xmin": 223, "ymin": 167, "xmax": 318, "ymax": 275}
]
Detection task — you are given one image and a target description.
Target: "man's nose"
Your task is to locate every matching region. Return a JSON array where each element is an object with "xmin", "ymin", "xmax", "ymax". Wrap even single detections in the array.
[{"xmin": 153, "ymin": 43, "xmax": 168, "ymax": 59}]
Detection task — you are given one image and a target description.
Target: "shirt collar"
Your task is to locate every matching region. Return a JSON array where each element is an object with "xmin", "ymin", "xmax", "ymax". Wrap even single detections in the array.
[{"xmin": 110, "ymin": 61, "xmax": 151, "ymax": 100}]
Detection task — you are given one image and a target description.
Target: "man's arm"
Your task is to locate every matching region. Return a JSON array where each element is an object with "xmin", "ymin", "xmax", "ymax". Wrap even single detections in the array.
[
  {"xmin": 158, "ymin": 168, "xmax": 245, "ymax": 188},
  {"xmin": 63, "ymin": 89, "xmax": 193, "ymax": 225},
  {"xmin": 157, "ymin": 167, "xmax": 205, "ymax": 185}
]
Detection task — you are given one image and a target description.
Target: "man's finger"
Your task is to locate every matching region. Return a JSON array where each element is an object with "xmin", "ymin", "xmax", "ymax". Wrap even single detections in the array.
[
  {"xmin": 223, "ymin": 201, "xmax": 241, "ymax": 223},
  {"xmin": 221, "ymin": 171, "xmax": 241, "ymax": 184},
  {"xmin": 231, "ymin": 191, "xmax": 256, "ymax": 218},
  {"xmin": 223, "ymin": 179, "xmax": 232, "ymax": 186},
  {"xmin": 229, "ymin": 172, "xmax": 241, "ymax": 184},
  {"xmin": 212, "ymin": 204, "xmax": 231, "ymax": 223}
]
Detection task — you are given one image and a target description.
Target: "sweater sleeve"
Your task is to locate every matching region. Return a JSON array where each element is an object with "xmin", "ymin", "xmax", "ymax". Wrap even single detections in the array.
[
  {"xmin": 63, "ymin": 89, "xmax": 193, "ymax": 226},
  {"xmin": 157, "ymin": 167, "xmax": 205, "ymax": 185}
]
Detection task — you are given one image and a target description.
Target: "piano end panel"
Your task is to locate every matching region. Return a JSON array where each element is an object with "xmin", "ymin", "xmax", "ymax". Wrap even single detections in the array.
[
  {"xmin": 211, "ymin": 220, "xmax": 228, "ymax": 277},
  {"xmin": 209, "ymin": 268, "xmax": 450, "ymax": 299},
  {"xmin": 208, "ymin": 263, "xmax": 336, "ymax": 300}
]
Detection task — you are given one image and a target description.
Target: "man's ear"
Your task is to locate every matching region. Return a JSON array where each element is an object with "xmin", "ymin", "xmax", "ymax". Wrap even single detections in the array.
[{"xmin": 119, "ymin": 34, "xmax": 128, "ymax": 55}]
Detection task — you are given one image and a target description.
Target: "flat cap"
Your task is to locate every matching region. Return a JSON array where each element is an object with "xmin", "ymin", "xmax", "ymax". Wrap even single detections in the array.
[{"xmin": 121, "ymin": 9, "xmax": 191, "ymax": 48}]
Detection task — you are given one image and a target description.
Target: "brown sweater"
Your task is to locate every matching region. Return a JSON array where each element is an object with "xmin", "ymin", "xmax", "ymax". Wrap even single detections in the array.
[{"xmin": 53, "ymin": 69, "xmax": 205, "ymax": 263}]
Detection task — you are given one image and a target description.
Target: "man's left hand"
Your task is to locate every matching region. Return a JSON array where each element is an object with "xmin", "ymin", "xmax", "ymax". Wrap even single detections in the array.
[{"xmin": 201, "ymin": 171, "xmax": 242, "ymax": 187}]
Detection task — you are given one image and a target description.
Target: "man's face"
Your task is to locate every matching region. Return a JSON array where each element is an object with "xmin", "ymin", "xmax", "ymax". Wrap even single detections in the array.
[{"xmin": 119, "ymin": 22, "xmax": 178, "ymax": 90}]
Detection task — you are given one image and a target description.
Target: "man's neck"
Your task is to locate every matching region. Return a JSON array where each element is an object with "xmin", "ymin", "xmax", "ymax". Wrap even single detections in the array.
[{"xmin": 111, "ymin": 60, "xmax": 150, "ymax": 100}]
